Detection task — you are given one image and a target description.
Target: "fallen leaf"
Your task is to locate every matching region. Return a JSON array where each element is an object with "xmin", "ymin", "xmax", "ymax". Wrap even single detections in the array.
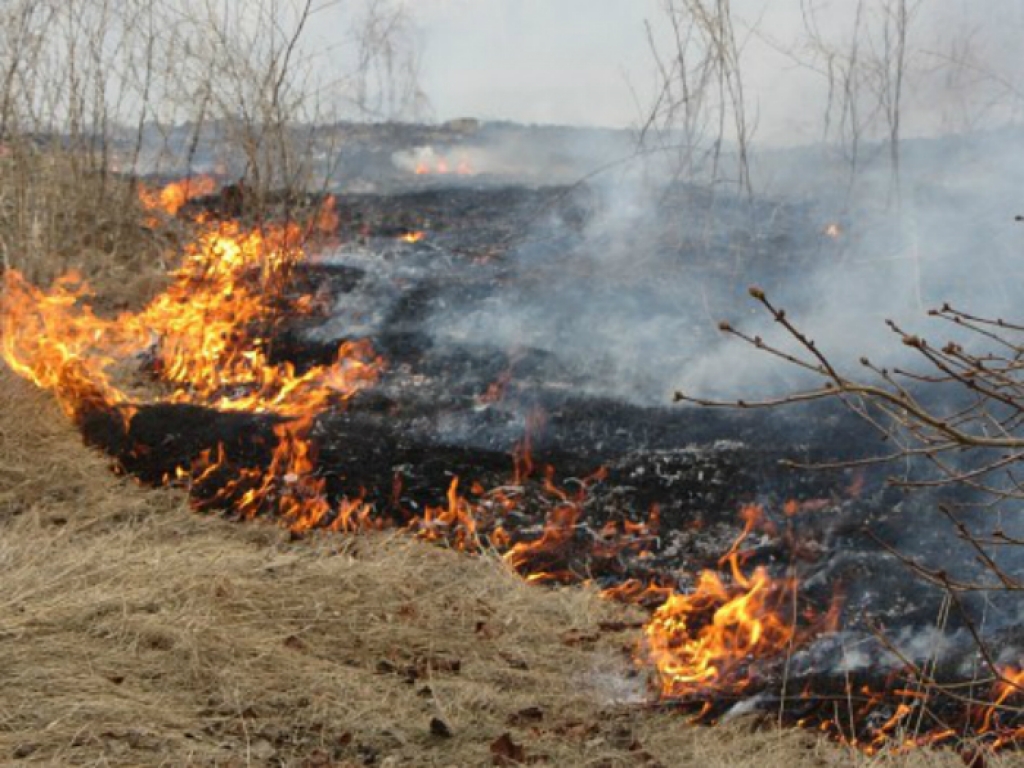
[
  {"xmin": 476, "ymin": 620, "xmax": 500, "ymax": 639},
  {"xmin": 416, "ymin": 655, "xmax": 461, "ymax": 675},
  {"xmin": 499, "ymin": 651, "xmax": 529, "ymax": 670},
  {"xmin": 490, "ymin": 732, "xmax": 526, "ymax": 765}
]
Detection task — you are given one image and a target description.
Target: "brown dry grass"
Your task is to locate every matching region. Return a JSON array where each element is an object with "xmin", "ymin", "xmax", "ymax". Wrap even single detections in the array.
[
  {"xmin": 0, "ymin": 148, "xmax": 171, "ymax": 303},
  {"xmin": 4, "ymin": 374, "xmax": 1023, "ymax": 767}
]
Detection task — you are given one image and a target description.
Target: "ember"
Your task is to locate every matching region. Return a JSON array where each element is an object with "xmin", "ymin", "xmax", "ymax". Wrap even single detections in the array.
[{"xmin": 823, "ymin": 222, "xmax": 842, "ymax": 239}]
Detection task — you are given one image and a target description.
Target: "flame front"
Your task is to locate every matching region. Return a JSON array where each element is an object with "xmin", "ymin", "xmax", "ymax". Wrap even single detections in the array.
[
  {"xmin": 1, "ymin": 270, "xmax": 133, "ymax": 425},
  {"xmin": 1, "ymin": 185, "xmax": 390, "ymax": 533},
  {"xmin": 1, "ymin": 217, "xmax": 382, "ymax": 423},
  {"xmin": 8, "ymin": 176, "xmax": 1024, "ymax": 755}
]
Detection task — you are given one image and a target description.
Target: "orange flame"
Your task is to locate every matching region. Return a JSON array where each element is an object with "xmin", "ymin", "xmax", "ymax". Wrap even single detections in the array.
[
  {"xmin": 1, "ymin": 218, "xmax": 382, "ymax": 424},
  {"xmin": 412, "ymin": 155, "xmax": 474, "ymax": 176},
  {"xmin": 502, "ymin": 465, "xmax": 607, "ymax": 584},
  {"xmin": 316, "ymin": 194, "xmax": 339, "ymax": 235},
  {"xmin": 639, "ymin": 504, "xmax": 838, "ymax": 702},
  {"xmin": 1, "ymin": 270, "xmax": 134, "ymax": 426},
  {"xmin": 414, "ymin": 476, "xmax": 484, "ymax": 551},
  {"xmin": 17, "ymin": 176, "xmax": 1024, "ymax": 755},
  {"xmin": 642, "ymin": 554, "xmax": 801, "ymax": 697},
  {"xmin": 139, "ymin": 175, "xmax": 218, "ymax": 215}
]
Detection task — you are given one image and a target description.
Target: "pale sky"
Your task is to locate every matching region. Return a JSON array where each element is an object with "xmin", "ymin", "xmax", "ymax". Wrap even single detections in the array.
[
  {"xmin": 318, "ymin": 0, "xmax": 1024, "ymax": 140},
  {"xmin": 411, "ymin": 0, "xmax": 664, "ymax": 127}
]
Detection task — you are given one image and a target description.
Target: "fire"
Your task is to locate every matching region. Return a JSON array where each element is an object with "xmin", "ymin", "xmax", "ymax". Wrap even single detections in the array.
[
  {"xmin": 413, "ymin": 154, "xmax": 473, "ymax": 176},
  {"xmin": 413, "ymin": 477, "xmax": 482, "ymax": 551},
  {"xmin": 638, "ymin": 504, "xmax": 838, "ymax": 702},
  {"xmin": 502, "ymin": 465, "xmax": 608, "ymax": 583},
  {"xmin": 400, "ymin": 231, "xmax": 425, "ymax": 243},
  {"xmin": 12, "ymin": 175, "xmax": 1024, "ymax": 756},
  {"xmin": 316, "ymin": 194, "xmax": 339, "ymax": 235},
  {"xmin": 1, "ymin": 270, "xmax": 134, "ymax": 426},
  {"xmin": 979, "ymin": 667, "xmax": 1024, "ymax": 747},
  {"xmin": 1, "ymin": 207, "xmax": 382, "ymax": 438},
  {"xmin": 1, "ymin": 190, "xmax": 388, "ymax": 536},
  {"xmin": 139, "ymin": 175, "xmax": 218, "ymax": 215},
  {"xmin": 185, "ymin": 413, "xmax": 382, "ymax": 534},
  {"xmin": 642, "ymin": 556, "xmax": 800, "ymax": 697},
  {"xmin": 135, "ymin": 220, "xmax": 381, "ymax": 415},
  {"xmin": 477, "ymin": 368, "xmax": 512, "ymax": 406}
]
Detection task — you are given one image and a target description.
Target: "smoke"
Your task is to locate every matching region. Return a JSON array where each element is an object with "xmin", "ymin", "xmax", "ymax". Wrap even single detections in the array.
[
  {"xmin": 385, "ymin": 0, "xmax": 1023, "ymax": 405},
  {"xmin": 422, "ymin": 123, "xmax": 1023, "ymax": 406},
  {"xmin": 323, "ymin": 1, "xmax": 1024, "ymax": 659}
]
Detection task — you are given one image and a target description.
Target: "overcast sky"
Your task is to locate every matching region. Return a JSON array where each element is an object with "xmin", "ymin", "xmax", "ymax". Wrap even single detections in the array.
[
  {"xmin": 318, "ymin": 0, "xmax": 1024, "ymax": 140},
  {"xmin": 410, "ymin": 0, "xmax": 663, "ymax": 127}
]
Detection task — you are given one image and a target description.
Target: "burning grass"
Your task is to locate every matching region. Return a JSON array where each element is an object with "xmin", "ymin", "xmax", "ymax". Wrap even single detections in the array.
[
  {"xmin": 4, "ymin": 367, "xmax": 1011, "ymax": 767},
  {"xmin": 3, "ymin": 172, "xmax": 1024, "ymax": 765}
]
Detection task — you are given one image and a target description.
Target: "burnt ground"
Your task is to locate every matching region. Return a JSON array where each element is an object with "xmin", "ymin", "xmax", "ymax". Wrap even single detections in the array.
[{"xmin": 81, "ymin": 180, "xmax": 1024, "ymax": 740}]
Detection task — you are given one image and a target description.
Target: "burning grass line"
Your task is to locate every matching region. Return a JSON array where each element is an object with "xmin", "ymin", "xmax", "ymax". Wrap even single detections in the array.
[{"xmin": 7, "ymin": 181, "xmax": 1024, "ymax": 760}]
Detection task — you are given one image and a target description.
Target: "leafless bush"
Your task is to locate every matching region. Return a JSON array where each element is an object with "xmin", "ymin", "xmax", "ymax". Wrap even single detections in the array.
[
  {"xmin": 352, "ymin": 0, "xmax": 428, "ymax": 122},
  {"xmin": 640, "ymin": 0, "xmax": 754, "ymax": 198},
  {"xmin": 0, "ymin": 0, "xmax": 421, "ymax": 276},
  {"xmin": 790, "ymin": 0, "xmax": 919, "ymax": 205},
  {"xmin": 676, "ymin": 284, "xmax": 1024, "ymax": 698}
]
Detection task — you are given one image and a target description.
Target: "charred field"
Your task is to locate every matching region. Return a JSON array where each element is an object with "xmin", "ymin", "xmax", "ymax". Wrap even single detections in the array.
[{"xmin": 4, "ymin": 129, "xmax": 1024, "ymax": 767}]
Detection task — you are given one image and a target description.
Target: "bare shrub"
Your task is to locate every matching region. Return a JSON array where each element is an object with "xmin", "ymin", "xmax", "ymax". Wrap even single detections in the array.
[{"xmin": 677, "ymin": 285, "xmax": 1024, "ymax": 706}]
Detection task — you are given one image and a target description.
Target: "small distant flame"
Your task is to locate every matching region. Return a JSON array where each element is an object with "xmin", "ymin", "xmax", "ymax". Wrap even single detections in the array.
[
  {"xmin": 406, "ymin": 146, "xmax": 474, "ymax": 177},
  {"xmin": 139, "ymin": 175, "xmax": 218, "ymax": 216},
  {"xmin": 414, "ymin": 157, "xmax": 472, "ymax": 176},
  {"xmin": 400, "ymin": 231, "xmax": 425, "ymax": 244},
  {"xmin": 316, "ymin": 194, "xmax": 339, "ymax": 235},
  {"xmin": 824, "ymin": 222, "xmax": 843, "ymax": 239},
  {"xmin": 477, "ymin": 368, "xmax": 512, "ymax": 406}
]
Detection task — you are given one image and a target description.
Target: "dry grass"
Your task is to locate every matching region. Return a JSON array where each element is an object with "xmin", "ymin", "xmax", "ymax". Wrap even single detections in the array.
[
  {"xmin": 0, "ymin": 148, "xmax": 171, "ymax": 303},
  {"xmin": 4, "ymin": 376, "xmax": 1023, "ymax": 767}
]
